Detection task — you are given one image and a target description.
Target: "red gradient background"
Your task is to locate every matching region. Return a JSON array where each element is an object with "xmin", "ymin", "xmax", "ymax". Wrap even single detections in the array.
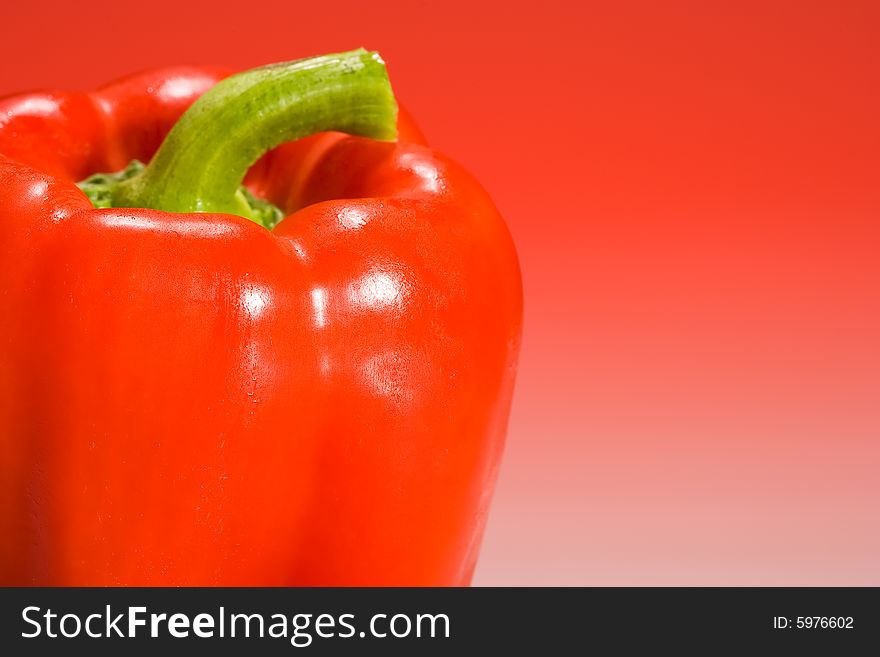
[{"xmin": 2, "ymin": 1, "xmax": 877, "ymax": 584}]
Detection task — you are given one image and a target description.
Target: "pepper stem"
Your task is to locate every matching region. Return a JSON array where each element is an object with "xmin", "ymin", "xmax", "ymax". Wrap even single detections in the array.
[{"xmin": 111, "ymin": 49, "xmax": 398, "ymax": 225}]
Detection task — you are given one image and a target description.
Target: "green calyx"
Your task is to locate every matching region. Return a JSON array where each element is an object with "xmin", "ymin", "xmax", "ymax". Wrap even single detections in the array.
[
  {"xmin": 78, "ymin": 49, "xmax": 398, "ymax": 229},
  {"xmin": 78, "ymin": 160, "xmax": 286, "ymax": 229}
]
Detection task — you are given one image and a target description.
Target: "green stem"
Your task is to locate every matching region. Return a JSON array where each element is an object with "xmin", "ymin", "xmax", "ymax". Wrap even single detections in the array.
[{"xmin": 111, "ymin": 49, "xmax": 397, "ymax": 225}]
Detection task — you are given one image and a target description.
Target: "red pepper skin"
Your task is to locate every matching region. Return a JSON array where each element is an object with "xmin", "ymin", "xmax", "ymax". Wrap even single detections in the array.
[{"xmin": 0, "ymin": 68, "xmax": 521, "ymax": 585}]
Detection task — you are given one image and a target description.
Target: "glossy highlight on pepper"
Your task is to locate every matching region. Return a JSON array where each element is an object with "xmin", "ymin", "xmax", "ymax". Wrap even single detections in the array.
[{"xmin": 0, "ymin": 50, "xmax": 522, "ymax": 585}]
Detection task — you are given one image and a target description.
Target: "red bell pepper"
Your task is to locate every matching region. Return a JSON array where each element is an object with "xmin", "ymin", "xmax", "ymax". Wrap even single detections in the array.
[{"xmin": 0, "ymin": 50, "xmax": 522, "ymax": 585}]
